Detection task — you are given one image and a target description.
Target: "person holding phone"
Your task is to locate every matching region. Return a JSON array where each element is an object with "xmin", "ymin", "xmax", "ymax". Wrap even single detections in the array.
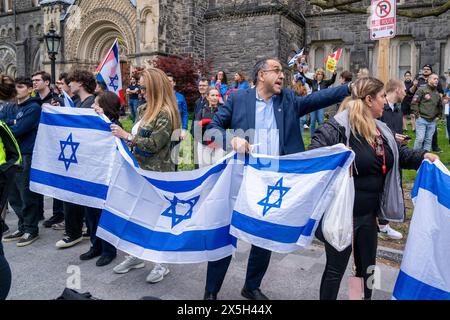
[{"xmin": 378, "ymin": 79, "xmax": 409, "ymax": 240}]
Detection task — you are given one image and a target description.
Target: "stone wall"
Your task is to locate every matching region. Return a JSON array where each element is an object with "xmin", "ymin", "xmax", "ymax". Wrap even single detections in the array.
[
  {"xmin": 304, "ymin": 0, "xmax": 450, "ymax": 76},
  {"xmin": 0, "ymin": 0, "xmax": 42, "ymax": 77}
]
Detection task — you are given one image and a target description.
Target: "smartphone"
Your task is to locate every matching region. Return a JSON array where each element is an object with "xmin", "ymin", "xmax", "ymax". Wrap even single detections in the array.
[{"xmin": 404, "ymin": 135, "xmax": 412, "ymax": 141}]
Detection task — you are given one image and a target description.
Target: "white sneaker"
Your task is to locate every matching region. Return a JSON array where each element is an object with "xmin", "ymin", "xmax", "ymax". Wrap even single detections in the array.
[
  {"xmin": 303, "ymin": 124, "xmax": 309, "ymax": 129},
  {"xmin": 113, "ymin": 255, "xmax": 145, "ymax": 274},
  {"xmin": 146, "ymin": 263, "xmax": 170, "ymax": 283},
  {"xmin": 378, "ymin": 224, "xmax": 403, "ymax": 240}
]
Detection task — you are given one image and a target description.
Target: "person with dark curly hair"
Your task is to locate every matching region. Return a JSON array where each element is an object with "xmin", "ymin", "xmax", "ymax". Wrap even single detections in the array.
[{"xmin": 68, "ymin": 70, "xmax": 97, "ymax": 109}]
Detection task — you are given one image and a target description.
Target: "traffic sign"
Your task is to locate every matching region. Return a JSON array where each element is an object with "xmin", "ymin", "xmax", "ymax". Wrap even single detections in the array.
[{"xmin": 370, "ymin": 0, "xmax": 396, "ymax": 40}]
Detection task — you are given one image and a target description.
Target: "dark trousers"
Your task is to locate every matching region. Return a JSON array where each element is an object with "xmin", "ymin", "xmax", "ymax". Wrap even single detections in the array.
[
  {"xmin": 0, "ymin": 166, "xmax": 17, "ymax": 213},
  {"xmin": 0, "ymin": 243, "xmax": 11, "ymax": 300},
  {"xmin": 316, "ymin": 214, "xmax": 378, "ymax": 300},
  {"xmin": 38, "ymin": 194, "xmax": 44, "ymax": 218},
  {"xmin": 84, "ymin": 207, "xmax": 116, "ymax": 257},
  {"xmin": 205, "ymin": 245, "xmax": 272, "ymax": 293},
  {"xmin": 432, "ymin": 129, "xmax": 439, "ymax": 150},
  {"xmin": 52, "ymin": 198, "xmax": 64, "ymax": 218},
  {"xmin": 8, "ymin": 154, "xmax": 41, "ymax": 235},
  {"xmin": 63, "ymin": 202, "xmax": 85, "ymax": 239}
]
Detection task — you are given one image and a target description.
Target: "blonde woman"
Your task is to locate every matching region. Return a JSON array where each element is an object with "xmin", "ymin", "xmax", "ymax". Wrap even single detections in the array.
[
  {"xmin": 301, "ymin": 68, "xmax": 337, "ymax": 138},
  {"xmin": 110, "ymin": 68, "xmax": 181, "ymax": 283},
  {"xmin": 309, "ymin": 77, "xmax": 438, "ymax": 300}
]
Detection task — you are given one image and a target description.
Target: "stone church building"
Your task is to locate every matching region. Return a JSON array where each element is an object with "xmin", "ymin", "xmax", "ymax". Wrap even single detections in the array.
[{"xmin": 1, "ymin": 0, "xmax": 449, "ymax": 82}]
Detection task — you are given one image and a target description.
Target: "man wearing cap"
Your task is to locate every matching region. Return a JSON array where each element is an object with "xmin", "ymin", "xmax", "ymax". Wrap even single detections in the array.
[{"xmin": 413, "ymin": 64, "xmax": 445, "ymax": 152}]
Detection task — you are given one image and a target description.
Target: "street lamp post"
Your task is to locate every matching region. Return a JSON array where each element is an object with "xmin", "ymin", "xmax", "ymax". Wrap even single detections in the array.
[{"xmin": 44, "ymin": 21, "xmax": 61, "ymax": 85}]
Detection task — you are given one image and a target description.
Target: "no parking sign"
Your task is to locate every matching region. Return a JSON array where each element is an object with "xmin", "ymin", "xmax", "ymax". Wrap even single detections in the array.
[{"xmin": 370, "ymin": 0, "xmax": 396, "ymax": 40}]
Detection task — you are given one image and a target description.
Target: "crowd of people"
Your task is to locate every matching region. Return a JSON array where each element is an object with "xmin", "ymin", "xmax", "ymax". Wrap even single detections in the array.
[{"xmin": 0, "ymin": 55, "xmax": 448, "ymax": 300}]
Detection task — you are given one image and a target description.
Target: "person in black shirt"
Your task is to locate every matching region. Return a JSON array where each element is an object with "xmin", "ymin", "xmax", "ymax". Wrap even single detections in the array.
[
  {"xmin": 191, "ymin": 78, "xmax": 209, "ymax": 168},
  {"xmin": 401, "ymin": 71, "xmax": 418, "ymax": 132},
  {"xmin": 126, "ymin": 77, "xmax": 140, "ymax": 123},
  {"xmin": 310, "ymin": 77, "xmax": 438, "ymax": 300}
]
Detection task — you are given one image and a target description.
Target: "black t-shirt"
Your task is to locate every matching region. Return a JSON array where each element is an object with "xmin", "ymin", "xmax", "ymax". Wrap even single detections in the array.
[
  {"xmin": 127, "ymin": 85, "xmax": 140, "ymax": 100},
  {"xmin": 350, "ymin": 132, "xmax": 394, "ymax": 217}
]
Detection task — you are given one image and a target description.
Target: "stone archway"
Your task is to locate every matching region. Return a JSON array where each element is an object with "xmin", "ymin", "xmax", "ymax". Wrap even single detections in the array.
[
  {"xmin": 0, "ymin": 45, "xmax": 16, "ymax": 77},
  {"xmin": 64, "ymin": 5, "xmax": 136, "ymax": 68}
]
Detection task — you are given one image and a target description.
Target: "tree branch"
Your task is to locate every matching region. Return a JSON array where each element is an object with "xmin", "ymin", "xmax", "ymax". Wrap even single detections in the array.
[{"xmin": 310, "ymin": 0, "xmax": 450, "ymax": 18}]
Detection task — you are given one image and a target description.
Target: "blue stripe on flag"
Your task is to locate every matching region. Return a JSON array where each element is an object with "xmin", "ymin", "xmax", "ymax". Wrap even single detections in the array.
[
  {"xmin": 40, "ymin": 112, "xmax": 111, "ymax": 132},
  {"xmin": 231, "ymin": 210, "xmax": 316, "ymax": 243},
  {"xmin": 411, "ymin": 161, "xmax": 450, "ymax": 210},
  {"xmin": 120, "ymin": 139, "xmax": 140, "ymax": 168},
  {"xmin": 144, "ymin": 163, "xmax": 227, "ymax": 193},
  {"xmin": 393, "ymin": 270, "xmax": 450, "ymax": 300},
  {"xmin": 30, "ymin": 168, "xmax": 109, "ymax": 200},
  {"xmin": 249, "ymin": 151, "xmax": 351, "ymax": 174},
  {"xmin": 99, "ymin": 210, "xmax": 237, "ymax": 251}
]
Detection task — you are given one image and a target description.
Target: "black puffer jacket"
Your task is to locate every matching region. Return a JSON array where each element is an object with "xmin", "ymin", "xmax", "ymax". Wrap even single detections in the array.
[{"xmin": 309, "ymin": 117, "xmax": 426, "ymax": 170}]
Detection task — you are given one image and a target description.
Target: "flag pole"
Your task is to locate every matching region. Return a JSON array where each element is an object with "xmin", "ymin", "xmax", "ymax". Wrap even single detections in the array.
[{"xmin": 95, "ymin": 38, "xmax": 118, "ymax": 73}]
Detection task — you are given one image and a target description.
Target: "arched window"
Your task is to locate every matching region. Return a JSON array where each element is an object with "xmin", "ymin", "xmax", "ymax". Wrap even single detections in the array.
[
  {"xmin": 314, "ymin": 47, "xmax": 325, "ymax": 70},
  {"xmin": 399, "ymin": 43, "xmax": 411, "ymax": 78},
  {"xmin": 7, "ymin": 0, "xmax": 12, "ymax": 12},
  {"xmin": 31, "ymin": 0, "xmax": 40, "ymax": 7}
]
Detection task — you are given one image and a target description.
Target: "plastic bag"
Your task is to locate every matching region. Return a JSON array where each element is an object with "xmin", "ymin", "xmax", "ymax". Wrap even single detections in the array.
[{"xmin": 322, "ymin": 171, "xmax": 355, "ymax": 252}]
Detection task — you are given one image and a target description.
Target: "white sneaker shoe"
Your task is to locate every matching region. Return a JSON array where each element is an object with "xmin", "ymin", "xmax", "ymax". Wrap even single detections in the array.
[
  {"xmin": 146, "ymin": 263, "xmax": 170, "ymax": 283},
  {"xmin": 113, "ymin": 255, "xmax": 145, "ymax": 274},
  {"xmin": 379, "ymin": 224, "xmax": 403, "ymax": 240}
]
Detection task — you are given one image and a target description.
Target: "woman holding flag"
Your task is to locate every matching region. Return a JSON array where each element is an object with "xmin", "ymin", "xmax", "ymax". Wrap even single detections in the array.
[
  {"xmin": 110, "ymin": 68, "xmax": 181, "ymax": 283},
  {"xmin": 309, "ymin": 77, "xmax": 438, "ymax": 300},
  {"xmin": 301, "ymin": 68, "xmax": 337, "ymax": 139}
]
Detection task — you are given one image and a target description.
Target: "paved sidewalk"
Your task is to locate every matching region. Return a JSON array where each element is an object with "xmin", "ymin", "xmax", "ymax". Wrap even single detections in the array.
[{"xmin": 3, "ymin": 198, "xmax": 399, "ymax": 300}]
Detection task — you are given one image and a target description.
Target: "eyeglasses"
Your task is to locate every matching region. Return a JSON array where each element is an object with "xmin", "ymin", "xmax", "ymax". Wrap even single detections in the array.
[
  {"xmin": 262, "ymin": 68, "xmax": 284, "ymax": 75},
  {"xmin": 423, "ymin": 68, "xmax": 431, "ymax": 71}
]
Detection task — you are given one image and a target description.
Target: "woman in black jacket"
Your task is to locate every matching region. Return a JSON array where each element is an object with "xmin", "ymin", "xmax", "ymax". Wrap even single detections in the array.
[
  {"xmin": 302, "ymin": 68, "xmax": 337, "ymax": 139},
  {"xmin": 309, "ymin": 77, "xmax": 438, "ymax": 300}
]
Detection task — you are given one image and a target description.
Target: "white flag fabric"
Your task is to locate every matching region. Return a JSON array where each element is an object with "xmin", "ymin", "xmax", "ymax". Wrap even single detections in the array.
[
  {"xmin": 30, "ymin": 105, "xmax": 116, "ymax": 209},
  {"xmin": 392, "ymin": 160, "xmax": 450, "ymax": 300},
  {"xmin": 230, "ymin": 144, "xmax": 355, "ymax": 253},
  {"xmin": 96, "ymin": 140, "xmax": 243, "ymax": 264}
]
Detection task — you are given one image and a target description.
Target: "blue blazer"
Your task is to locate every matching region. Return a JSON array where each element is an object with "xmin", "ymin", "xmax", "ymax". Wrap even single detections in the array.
[{"xmin": 206, "ymin": 85, "xmax": 350, "ymax": 155}]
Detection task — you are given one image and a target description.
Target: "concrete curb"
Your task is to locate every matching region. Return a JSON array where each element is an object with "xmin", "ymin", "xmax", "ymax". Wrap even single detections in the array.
[{"xmin": 311, "ymin": 239, "xmax": 403, "ymax": 264}]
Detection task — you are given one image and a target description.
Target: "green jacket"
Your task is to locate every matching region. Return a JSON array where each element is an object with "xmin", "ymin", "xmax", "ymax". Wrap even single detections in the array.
[
  {"xmin": 0, "ymin": 121, "xmax": 21, "ymax": 172},
  {"xmin": 411, "ymin": 85, "xmax": 443, "ymax": 121},
  {"xmin": 132, "ymin": 104, "xmax": 175, "ymax": 172}
]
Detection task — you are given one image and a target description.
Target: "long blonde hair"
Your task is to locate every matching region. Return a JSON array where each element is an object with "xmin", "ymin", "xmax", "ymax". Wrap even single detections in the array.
[
  {"xmin": 338, "ymin": 77, "xmax": 385, "ymax": 146},
  {"xmin": 140, "ymin": 68, "xmax": 181, "ymax": 132}
]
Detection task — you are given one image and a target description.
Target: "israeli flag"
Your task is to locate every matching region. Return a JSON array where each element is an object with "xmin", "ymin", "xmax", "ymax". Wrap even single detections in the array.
[
  {"xmin": 230, "ymin": 144, "xmax": 354, "ymax": 253},
  {"xmin": 63, "ymin": 90, "xmax": 76, "ymax": 108},
  {"xmin": 96, "ymin": 141, "xmax": 243, "ymax": 264},
  {"xmin": 30, "ymin": 104, "xmax": 117, "ymax": 209},
  {"xmin": 288, "ymin": 48, "xmax": 304, "ymax": 68},
  {"xmin": 392, "ymin": 160, "xmax": 450, "ymax": 300}
]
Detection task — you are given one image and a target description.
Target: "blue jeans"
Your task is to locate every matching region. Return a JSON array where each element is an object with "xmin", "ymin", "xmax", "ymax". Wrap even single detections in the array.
[
  {"xmin": 414, "ymin": 117, "xmax": 437, "ymax": 151},
  {"xmin": 447, "ymin": 115, "xmax": 450, "ymax": 144},
  {"xmin": 299, "ymin": 115, "xmax": 307, "ymax": 141},
  {"xmin": 310, "ymin": 109, "xmax": 325, "ymax": 139},
  {"xmin": 129, "ymin": 99, "xmax": 138, "ymax": 123}
]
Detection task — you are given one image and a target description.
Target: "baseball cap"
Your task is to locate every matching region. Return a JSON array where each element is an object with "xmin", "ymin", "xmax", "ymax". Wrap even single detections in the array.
[{"xmin": 422, "ymin": 64, "xmax": 433, "ymax": 72}]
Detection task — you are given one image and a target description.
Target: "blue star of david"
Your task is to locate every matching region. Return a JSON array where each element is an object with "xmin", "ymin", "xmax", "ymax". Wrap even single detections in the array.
[
  {"xmin": 58, "ymin": 133, "xmax": 80, "ymax": 171},
  {"xmin": 161, "ymin": 195, "xmax": 200, "ymax": 228},
  {"xmin": 257, "ymin": 177, "xmax": 291, "ymax": 216},
  {"xmin": 109, "ymin": 75, "xmax": 119, "ymax": 91}
]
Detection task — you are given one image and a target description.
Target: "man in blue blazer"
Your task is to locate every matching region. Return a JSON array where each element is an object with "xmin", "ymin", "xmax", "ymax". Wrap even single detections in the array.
[{"xmin": 203, "ymin": 57, "xmax": 352, "ymax": 300}]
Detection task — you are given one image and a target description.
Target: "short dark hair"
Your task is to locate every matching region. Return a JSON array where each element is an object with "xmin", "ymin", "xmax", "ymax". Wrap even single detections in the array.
[
  {"xmin": 96, "ymin": 80, "xmax": 107, "ymax": 91},
  {"xmin": 198, "ymin": 77, "xmax": 209, "ymax": 84},
  {"xmin": 32, "ymin": 71, "xmax": 51, "ymax": 84},
  {"xmin": 0, "ymin": 74, "xmax": 16, "ymax": 100},
  {"xmin": 404, "ymin": 71, "xmax": 411, "ymax": 76},
  {"xmin": 340, "ymin": 71, "xmax": 353, "ymax": 82},
  {"xmin": 253, "ymin": 58, "xmax": 280, "ymax": 84},
  {"xmin": 15, "ymin": 77, "xmax": 33, "ymax": 88},
  {"xmin": 166, "ymin": 73, "xmax": 175, "ymax": 81},
  {"xmin": 67, "ymin": 70, "xmax": 96, "ymax": 94},
  {"xmin": 97, "ymin": 91, "xmax": 121, "ymax": 121},
  {"xmin": 59, "ymin": 72, "xmax": 69, "ymax": 84}
]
